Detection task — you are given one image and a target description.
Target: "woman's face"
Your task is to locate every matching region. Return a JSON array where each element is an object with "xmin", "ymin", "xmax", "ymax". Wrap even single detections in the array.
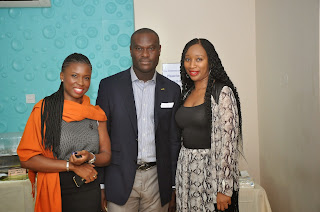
[
  {"xmin": 60, "ymin": 62, "xmax": 91, "ymax": 104},
  {"xmin": 184, "ymin": 44, "xmax": 210, "ymax": 83}
]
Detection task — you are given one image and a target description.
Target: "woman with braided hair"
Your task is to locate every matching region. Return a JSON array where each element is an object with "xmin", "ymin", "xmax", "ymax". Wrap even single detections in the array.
[
  {"xmin": 175, "ymin": 39, "xmax": 242, "ymax": 212},
  {"xmin": 17, "ymin": 53, "xmax": 111, "ymax": 212}
]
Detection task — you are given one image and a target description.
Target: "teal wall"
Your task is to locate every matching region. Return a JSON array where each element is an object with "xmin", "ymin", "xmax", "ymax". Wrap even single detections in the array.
[{"xmin": 0, "ymin": 0, "xmax": 134, "ymax": 133}]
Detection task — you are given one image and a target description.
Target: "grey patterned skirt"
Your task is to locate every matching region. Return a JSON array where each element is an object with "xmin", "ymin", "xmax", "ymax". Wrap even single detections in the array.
[{"xmin": 176, "ymin": 145, "xmax": 216, "ymax": 212}]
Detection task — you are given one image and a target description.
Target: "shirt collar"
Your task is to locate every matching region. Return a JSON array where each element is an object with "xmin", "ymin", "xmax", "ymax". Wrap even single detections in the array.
[{"xmin": 130, "ymin": 67, "xmax": 157, "ymax": 83}]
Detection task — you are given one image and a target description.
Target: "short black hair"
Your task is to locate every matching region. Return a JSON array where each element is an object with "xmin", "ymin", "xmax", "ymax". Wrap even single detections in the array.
[{"xmin": 130, "ymin": 28, "xmax": 160, "ymax": 47}]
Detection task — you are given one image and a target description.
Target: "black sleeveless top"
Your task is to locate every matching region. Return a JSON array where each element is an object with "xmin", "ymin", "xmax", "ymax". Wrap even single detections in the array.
[{"xmin": 175, "ymin": 103, "xmax": 211, "ymax": 149}]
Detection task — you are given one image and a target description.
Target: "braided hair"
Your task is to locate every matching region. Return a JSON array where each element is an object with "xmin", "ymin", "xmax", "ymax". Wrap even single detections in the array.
[
  {"xmin": 180, "ymin": 38, "xmax": 243, "ymax": 151},
  {"xmin": 40, "ymin": 53, "xmax": 92, "ymax": 157}
]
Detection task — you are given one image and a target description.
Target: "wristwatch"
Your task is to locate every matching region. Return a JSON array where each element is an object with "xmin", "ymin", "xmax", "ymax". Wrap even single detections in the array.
[{"xmin": 87, "ymin": 152, "xmax": 96, "ymax": 164}]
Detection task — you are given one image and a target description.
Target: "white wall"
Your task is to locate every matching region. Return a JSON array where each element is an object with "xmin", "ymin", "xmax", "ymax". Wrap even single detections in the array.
[
  {"xmin": 133, "ymin": 0, "xmax": 320, "ymax": 211},
  {"xmin": 256, "ymin": 0, "xmax": 320, "ymax": 211},
  {"xmin": 133, "ymin": 0, "xmax": 260, "ymax": 182}
]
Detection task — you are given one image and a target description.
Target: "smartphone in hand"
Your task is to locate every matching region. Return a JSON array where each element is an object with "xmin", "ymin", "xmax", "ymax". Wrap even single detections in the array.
[{"xmin": 73, "ymin": 175, "xmax": 85, "ymax": 187}]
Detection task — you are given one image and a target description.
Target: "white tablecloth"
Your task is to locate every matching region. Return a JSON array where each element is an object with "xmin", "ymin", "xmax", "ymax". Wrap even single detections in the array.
[
  {"xmin": 239, "ymin": 184, "xmax": 272, "ymax": 212},
  {"xmin": 0, "ymin": 179, "xmax": 34, "ymax": 212}
]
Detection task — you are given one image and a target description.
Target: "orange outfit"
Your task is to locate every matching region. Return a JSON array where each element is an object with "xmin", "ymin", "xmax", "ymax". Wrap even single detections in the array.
[{"xmin": 17, "ymin": 95, "xmax": 107, "ymax": 212}]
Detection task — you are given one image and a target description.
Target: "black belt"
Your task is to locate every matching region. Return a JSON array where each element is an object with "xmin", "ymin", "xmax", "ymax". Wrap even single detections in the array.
[{"xmin": 137, "ymin": 162, "xmax": 156, "ymax": 171}]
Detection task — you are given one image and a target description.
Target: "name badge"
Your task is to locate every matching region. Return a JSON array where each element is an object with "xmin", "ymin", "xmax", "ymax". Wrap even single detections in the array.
[{"xmin": 161, "ymin": 102, "xmax": 174, "ymax": 108}]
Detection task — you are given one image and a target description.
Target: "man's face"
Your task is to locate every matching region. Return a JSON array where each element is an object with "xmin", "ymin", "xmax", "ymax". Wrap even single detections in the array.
[{"xmin": 130, "ymin": 32, "xmax": 161, "ymax": 75}]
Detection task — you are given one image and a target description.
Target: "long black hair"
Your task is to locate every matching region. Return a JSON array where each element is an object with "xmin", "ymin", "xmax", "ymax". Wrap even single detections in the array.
[
  {"xmin": 40, "ymin": 53, "xmax": 92, "ymax": 157},
  {"xmin": 180, "ymin": 38, "xmax": 243, "ymax": 151}
]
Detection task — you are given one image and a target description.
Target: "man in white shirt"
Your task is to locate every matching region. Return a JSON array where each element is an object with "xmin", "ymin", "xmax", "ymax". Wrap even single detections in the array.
[{"xmin": 96, "ymin": 28, "xmax": 181, "ymax": 212}]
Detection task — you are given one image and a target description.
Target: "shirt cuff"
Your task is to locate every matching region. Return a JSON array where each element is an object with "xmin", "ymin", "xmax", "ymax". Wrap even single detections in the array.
[{"xmin": 100, "ymin": 184, "xmax": 105, "ymax": 189}]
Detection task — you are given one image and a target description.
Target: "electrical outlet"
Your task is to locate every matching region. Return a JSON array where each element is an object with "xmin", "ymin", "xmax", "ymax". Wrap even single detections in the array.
[{"xmin": 26, "ymin": 94, "xmax": 35, "ymax": 103}]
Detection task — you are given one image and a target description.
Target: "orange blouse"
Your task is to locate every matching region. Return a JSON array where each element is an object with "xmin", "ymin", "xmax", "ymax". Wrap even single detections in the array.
[{"xmin": 17, "ymin": 95, "xmax": 107, "ymax": 212}]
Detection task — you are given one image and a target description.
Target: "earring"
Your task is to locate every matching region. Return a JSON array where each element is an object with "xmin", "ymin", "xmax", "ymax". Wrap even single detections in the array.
[
  {"xmin": 61, "ymin": 79, "xmax": 63, "ymax": 82},
  {"xmin": 186, "ymin": 74, "xmax": 190, "ymax": 78}
]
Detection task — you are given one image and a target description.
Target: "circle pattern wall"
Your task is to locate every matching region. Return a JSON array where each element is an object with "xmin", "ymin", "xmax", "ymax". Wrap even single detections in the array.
[{"xmin": 0, "ymin": 0, "xmax": 134, "ymax": 133}]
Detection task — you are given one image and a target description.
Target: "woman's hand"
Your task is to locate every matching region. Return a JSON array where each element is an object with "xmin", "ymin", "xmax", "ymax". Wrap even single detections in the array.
[
  {"xmin": 71, "ymin": 162, "xmax": 97, "ymax": 183},
  {"xmin": 216, "ymin": 192, "xmax": 231, "ymax": 211},
  {"xmin": 69, "ymin": 150, "xmax": 93, "ymax": 165}
]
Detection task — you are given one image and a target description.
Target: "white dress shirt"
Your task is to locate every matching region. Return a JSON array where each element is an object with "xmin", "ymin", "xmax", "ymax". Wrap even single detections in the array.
[{"xmin": 130, "ymin": 67, "xmax": 156, "ymax": 163}]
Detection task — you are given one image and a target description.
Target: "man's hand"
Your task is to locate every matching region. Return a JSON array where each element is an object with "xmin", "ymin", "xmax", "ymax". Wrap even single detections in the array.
[
  {"xmin": 216, "ymin": 192, "xmax": 231, "ymax": 211},
  {"xmin": 168, "ymin": 190, "xmax": 176, "ymax": 212},
  {"xmin": 101, "ymin": 189, "xmax": 107, "ymax": 212}
]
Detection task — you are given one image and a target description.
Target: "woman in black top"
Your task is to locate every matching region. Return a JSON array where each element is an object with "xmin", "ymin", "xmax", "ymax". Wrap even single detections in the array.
[{"xmin": 175, "ymin": 39, "xmax": 243, "ymax": 212}]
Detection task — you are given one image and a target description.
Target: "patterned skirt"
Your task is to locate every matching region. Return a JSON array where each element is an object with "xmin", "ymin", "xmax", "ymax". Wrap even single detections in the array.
[
  {"xmin": 176, "ymin": 145, "xmax": 239, "ymax": 212},
  {"xmin": 176, "ymin": 145, "xmax": 216, "ymax": 212}
]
